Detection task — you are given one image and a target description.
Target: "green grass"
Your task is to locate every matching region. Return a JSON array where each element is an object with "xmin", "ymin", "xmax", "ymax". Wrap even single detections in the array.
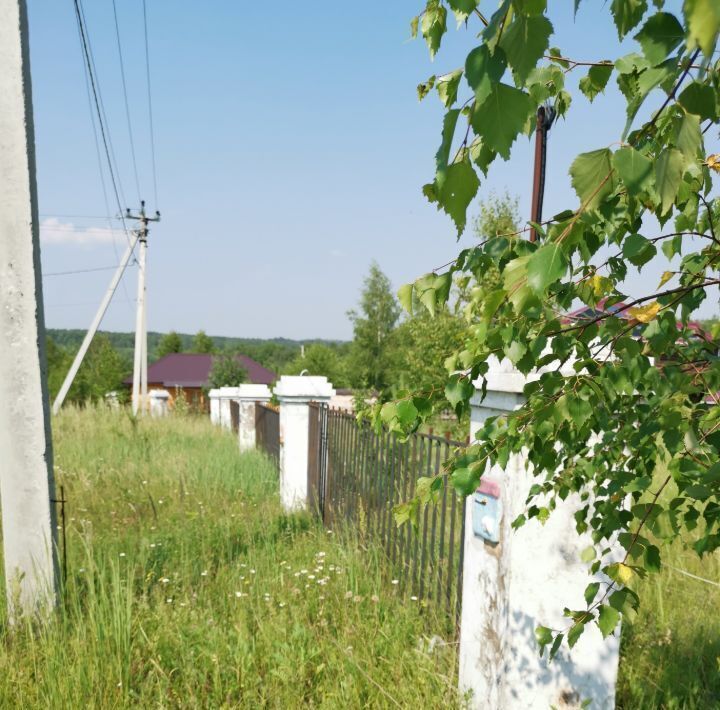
[
  {"xmin": 0, "ymin": 408, "xmax": 459, "ymax": 708},
  {"xmin": 1, "ymin": 407, "xmax": 718, "ymax": 708},
  {"xmin": 617, "ymin": 528, "xmax": 720, "ymax": 708}
]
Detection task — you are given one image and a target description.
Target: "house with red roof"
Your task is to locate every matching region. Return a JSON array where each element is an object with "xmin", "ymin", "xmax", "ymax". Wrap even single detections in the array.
[{"xmin": 124, "ymin": 353, "xmax": 276, "ymax": 411}]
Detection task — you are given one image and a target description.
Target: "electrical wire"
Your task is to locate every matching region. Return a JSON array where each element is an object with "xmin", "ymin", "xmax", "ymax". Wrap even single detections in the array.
[
  {"xmin": 112, "ymin": 0, "xmax": 142, "ymax": 203},
  {"xmin": 43, "ymin": 263, "xmax": 138, "ymax": 278},
  {"xmin": 142, "ymin": 0, "xmax": 159, "ymax": 208},
  {"xmin": 72, "ymin": 0, "xmax": 131, "ymax": 246}
]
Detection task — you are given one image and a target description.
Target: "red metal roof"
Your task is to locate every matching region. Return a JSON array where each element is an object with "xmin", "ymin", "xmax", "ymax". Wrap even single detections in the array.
[{"xmin": 124, "ymin": 353, "xmax": 276, "ymax": 388}]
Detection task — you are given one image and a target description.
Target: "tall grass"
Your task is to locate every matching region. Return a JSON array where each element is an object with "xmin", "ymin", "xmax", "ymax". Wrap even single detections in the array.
[{"xmin": 0, "ymin": 408, "xmax": 459, "ymax": 708}]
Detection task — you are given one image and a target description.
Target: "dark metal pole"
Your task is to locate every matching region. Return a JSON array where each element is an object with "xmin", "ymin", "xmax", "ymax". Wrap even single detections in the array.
[{"xmin": 529, "ymin": 105, "xmax": 555, "ymax": 242}]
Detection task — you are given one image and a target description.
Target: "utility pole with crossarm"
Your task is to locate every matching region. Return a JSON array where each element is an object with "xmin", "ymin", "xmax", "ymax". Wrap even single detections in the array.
[{"xmin": 126, "ymin": 201, "xmax": 160, "ymax": 415}]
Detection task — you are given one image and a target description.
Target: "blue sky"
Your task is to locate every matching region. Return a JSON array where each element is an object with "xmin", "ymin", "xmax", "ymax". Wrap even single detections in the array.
[{"xmin": 27, "ymin": 1, "xmax": 717, "ymax": 340}]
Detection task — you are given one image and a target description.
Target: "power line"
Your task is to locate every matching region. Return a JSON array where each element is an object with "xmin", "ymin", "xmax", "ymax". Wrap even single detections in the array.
[
  {"xmin": 43, "ymin": 263, "xmax": 137, "ymax": 278},
  {"xmin": 142, "ymin": 0, "xmax": 159, "ymax": 207},
  {"xmin": 111, "ymin": 0, "xmax": 142, "ymax": 202},
  {"xmin": 39, "ymin": 214, "xmax": 122, "ymax": 220},
  {"xmin": 72, "ymin": 0, "xmax": 132, "ymax": 249}
]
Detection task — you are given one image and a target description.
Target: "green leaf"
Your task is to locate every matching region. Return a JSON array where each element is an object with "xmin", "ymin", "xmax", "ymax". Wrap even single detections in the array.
[
  {"xmin": 569, "ymin": 148, "xmax": 617, "ymax": 211},
  {"xmin": 410, "ymin": 15, "xmax": 419, "ymax": 39},
  {"xmin": 613, "ymin": 146, "xmax": 653, "ymax": 196},
  {"xmin": 611, "ymin": 0, "xmax": 648, "ymax": 39},
  {"xmin": 605, "ymin": 562, "xmax": 635, "ymax": 585},
  {"xmin": 465, "ymin": 46, "xmax": 507, "ymax": 106},
  {"xmin": 421, "ymin": 2, "xmax": 447, "ymax": 59},
  {"xmin": 643, "ymin": 544, "xmax": 661, "ymax": 572},
  {"xmin": 398, "ymin": 284, "xmax": 414, "ymax": 314},
  {"xmin": 655, "ymin": 148, "xmax": 685, "ymax": 214},
  {"xmin": 445, "ymin": 375, "xmax": 475, "ymax": 410},
  {"xmin": 526, "ymin": 244, "xmax": 567, "ymax": 294},
  {"xmin": 447, "ymin": 0, "xmax": 478, "ymax": 22},
  {"xmin": 471, "ymin": 83, "xmax": 533, "ymax": 160},
  {"xmin": 584, "ymin": 581, "xmax": 600, "ymax": 605},
  {"xmin": 437, "ymin": 159, "xmax": 480, "ymax": 233},
  {"xmin": 673, "ymin": 112, "xmax": 702, "ymax": 161},
  {"xmin": 498, "ymin": 13, "xmax": 553, "ymax": 85},
  {"xmin": 623, "ymin": 233, "xmax": 657, "ymax": 266},
  {"xmin": 684, "ymin": 0, "xmax": 720, "ymax": 56},
  {"xmin": 503, "ymin": 255, "xmax": 538, "ymax": 311},
  {"xmin": 451, "ymin": 467, "xmax": 477, "ymax": 496},
  {"xmin": 580, "ymin": 546, "xmax": 597, "ymax": 563},
  {"xmin": 504, "ymin": 340, "xmax": 527, "ymax": 365},
  {"xmin": 535, "ymin": 625, "xmax": 553, "ymax": 656},
  {"xmin": 435, "ymin": 109, "xmax": 460, "ymax": 185},
  {"xmin": 396, "ymin": 399, "xmax": 419, "ymax": 426},
  {"xmin": 567, "ymin": 620, "xmax": 586, "ymax": 648},
  {"xmin": 437, "ymin": 69, "xmax": 463, "ymax": 108},
  {"xmin": 578, "ymin": 64, "xmax": 613, "ymax": 102},
  {"xmin": 634, "ymin": 12, "xmax": 684, "ymax": 64},
  {"xmin": 678, "ymin": 82, "xmax": 718, "ymax": 121},
  {"xmin": 597, "ymin": 604, "xmax": 621, "ymax": 638}
]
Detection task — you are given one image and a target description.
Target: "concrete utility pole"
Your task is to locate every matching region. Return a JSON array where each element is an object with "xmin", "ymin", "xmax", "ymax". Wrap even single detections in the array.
[
  {"xmin": 52, "ymin": 231, "xmax": 141, "ymax": 414},
  {"xmin": 0, "ymin": 0, "xmax": 59, "ymax": 618},
  {"xmin": 126, "ymin": 201, "xmax": 160, "ymax": 415}
]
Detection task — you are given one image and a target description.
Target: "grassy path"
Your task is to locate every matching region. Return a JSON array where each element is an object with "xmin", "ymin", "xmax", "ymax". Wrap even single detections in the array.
[{"xmin": 0, "ymin": 409, "xmax": 459, "ymax": 708}]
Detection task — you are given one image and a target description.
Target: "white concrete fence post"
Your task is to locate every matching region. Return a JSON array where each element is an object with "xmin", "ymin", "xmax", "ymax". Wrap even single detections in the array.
[
  {"xmin": 209, "ymin": 389, "xmax": 221, "ymax": 425},
  {"xmin": 458, "ymin": 357, "xmax": 620, "ymax": 709},
  {"xmin": 234, "ymin": 384, "xmax": 272, "ymax": 452},
  {"xmin": 273, "ymin": 376, "xmax": 335, "ymax": 513},
  {"xmin": 218, "ymin": 387, "xmax": 244, "ymax": 430},
  {"xmin": 0, "ymin": 0, "xmax": 59, "ymax": 619},
  {"xmin": 149, "ymin": 389, "xmax": 170, "ymax": 418}
]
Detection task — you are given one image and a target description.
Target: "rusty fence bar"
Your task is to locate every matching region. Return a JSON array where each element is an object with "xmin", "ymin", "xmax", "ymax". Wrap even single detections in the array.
[
  {"xmin": 255, "ymin": 402, "xmax": 280, "ymax": 467},
  {"xmin": 315, "ymin": 407, "xmax": 467, "ymax": 622}
]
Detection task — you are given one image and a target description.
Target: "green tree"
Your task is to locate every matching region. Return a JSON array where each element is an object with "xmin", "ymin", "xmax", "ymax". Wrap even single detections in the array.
[
  {"xmin": 74, "ymin": 335, "xmax": 129, "ymax": 404},
  {"xmin": 157, "ymin": 330, "xmax": 183, "ymax": 358},
  {"xmin": 284, "ymin": 343, "xmax": 350, "ymax": 388},
  {"xmin": 387, "ymin": 1, "xmax": 720, "ymax": 652},
  {"xmin": 347, "ymin": 262, "xmax": 401, "ymax": 391},
  {"xmin": 387, "ymin": 309, "xmax": 467, "ymax": 405},
  {"xmin": 207, "ymin": 354, "xmax": 247, "ymax": 389},
  {"xmin": 192, "ymin": 330, "xmax": 215, "ymax": 354},
  {"xmin": 45, "ymin": 336, "xmax": 72, "ymax": 401}
]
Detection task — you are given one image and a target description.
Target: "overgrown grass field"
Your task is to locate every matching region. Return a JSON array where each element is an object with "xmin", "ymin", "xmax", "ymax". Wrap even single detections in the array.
[
  {"xmin": 0, "ymin": 408, "xmax": 717, "ymax": 707},
  {"xmin": 0, "ymin": 408, "xmax": 459, "ymax": 707}
]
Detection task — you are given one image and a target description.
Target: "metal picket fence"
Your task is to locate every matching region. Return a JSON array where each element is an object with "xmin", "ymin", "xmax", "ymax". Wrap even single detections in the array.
[
  {"xmin": 308, "ymin": 403, "xmax": 466, "ymax": 622},
  {"xmin": 255, "ymin": 402, "xmax": 280, "ymax": 466}
]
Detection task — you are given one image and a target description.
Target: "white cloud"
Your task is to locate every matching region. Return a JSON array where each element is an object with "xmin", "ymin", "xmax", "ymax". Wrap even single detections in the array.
[{"xmin": 40, "ymin": 217, "xmax": 124, "ymax": 245}]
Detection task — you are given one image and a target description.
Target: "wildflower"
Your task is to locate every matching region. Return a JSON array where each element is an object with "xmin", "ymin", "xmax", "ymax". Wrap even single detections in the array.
[
  {"xmin": 79, "ymin": 568, "xmax": 85, "ymax": 573},
  {"xmin": 200, "ymin": 570, "xmax": 208, "ymax": 577},
  {"xmin": 119, "ymin": 552, "xmax": 126, "ymax": 558},
  {"xmin": 235, "ymin": 591, "xmax": 243, "ymax": 598},
  {"xmin": 308, "ymin": 575, "xmax": 316, "ymax": 580},
  {"xmin": 161, "ymin": 578, "xmax": 170, "ymax": 584},
  {"xmin": 292, "ymin": 588, "xmax": 300, "ymax": 596},
  {"xmin": 391, "ymin": 579, "xmax": 399, "ymax": 585},
  {"xmin": 317, "ymin": 578, "xmax": 328, "ymax": 586},
  {"xmin": 250, "ymin": 569, "xmax": 256, "ymax": 575},
  {"xmin": 150, "ymin": 544, "xmax": 156, "ymax": 549},
  {"xmin": 158, "ymin": 500, "xmax": 164, "ymax": 505},
  {"xmin": 317, "ymin": 552, "xmax": 326, "ymax": 558},
  {"xmin": 279, "ymin": 602, "xmax": 286, "ymax": 608},
  {"xmin": 344, "ymin": 591, "xmax": 353, "ymax": 599},
  {"xmin": 166, "ymin": 598, "xmax": 173, "ymax": 603},
  {"xmin": 240, "ymin": 563, "xmax": 247, "ymax": 568},
  {"xmin": 300, "ymin": 569, "xmax": 308, "ymax": 575},
  {"xmin": 411, "ymin": 595, "xmax": 418, "ymax": 601},
  {"xmin": 353, "ymin": 595, "xmax": 362, "ymax": 603},
  {"xmin": 293, "ymin": 572, "xmax": 300, "ymax": 577},
  {"xmin": 371, "ymin": 595, "xmax": 379, "ymax": 603}
]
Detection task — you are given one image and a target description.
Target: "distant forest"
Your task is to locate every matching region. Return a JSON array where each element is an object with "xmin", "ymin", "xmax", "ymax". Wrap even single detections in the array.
[{"xmin": 46, "ymin": 329, "xmax": 344, "ymax": 374}]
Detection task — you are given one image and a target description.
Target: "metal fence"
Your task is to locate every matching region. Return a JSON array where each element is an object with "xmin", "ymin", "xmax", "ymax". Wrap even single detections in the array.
[
  {"xmin": 255, "ymin": 402, "xmax": 280, "ymax": 466},
  {"xmin": 309, "ymin": 404, "xmax": 467, "ymax": 622}
]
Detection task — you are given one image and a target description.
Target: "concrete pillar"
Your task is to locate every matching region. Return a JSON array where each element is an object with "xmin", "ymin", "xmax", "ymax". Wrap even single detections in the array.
[
  {"xmin": 217, "ymin": 386, "xmax": 242, "ymax": 430},
  {"xmin": 273, "ymin": 376, "xmax": 334, "ymax": 512},
  {"xmin": 0, "ymin": 0, "xmax": 58, "ymax": 618},
  {"xmin": 209, "ymin": 389, "xmax": 221, "ymax": 425},
  {"xmin": 149, "ymin": 389, "xmax": 170, "ymax": 418},
  {"xmin": 234, "ymin": 384, "xmax": 271, "ymax": 452},
  {"xmin": 458, "ymin": 358, "xmax": 619, "ymax": 709}
]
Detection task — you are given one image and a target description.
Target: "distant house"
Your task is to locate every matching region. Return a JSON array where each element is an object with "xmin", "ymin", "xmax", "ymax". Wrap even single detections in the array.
[{"xmin": 124, "ymin": 353, "xmax": 276, "ymax": 411}]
